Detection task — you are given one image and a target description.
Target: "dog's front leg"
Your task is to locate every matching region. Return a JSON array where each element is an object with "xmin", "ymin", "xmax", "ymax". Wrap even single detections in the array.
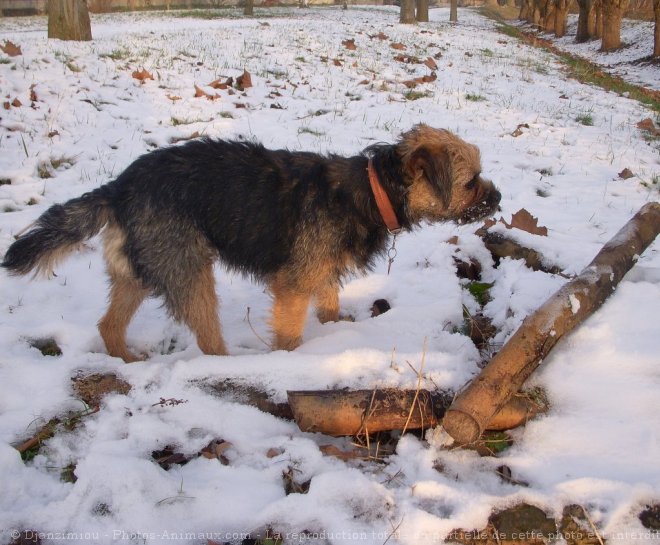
[
  {"xmin": 270, "ymin": 281, "xmax": 312, "ymax": 351},
  {"xmin": 314, "ymin": 283, "xmax": 340, "ymax": 324}
]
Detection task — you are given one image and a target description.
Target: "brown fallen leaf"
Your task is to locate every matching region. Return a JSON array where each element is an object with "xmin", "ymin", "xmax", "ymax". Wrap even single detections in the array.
[
  {"xmin": 235, "ymin": 102, "xmax": 248, "ymax": 109},
  {"xmin": 132, "ymin": 68, "xmax": 154, "ymax": 83},
  {"xmin": 29, "ymin": 84, "xmax": 38, "ymax": 103},
  {"xmin": 370, "ymin": 31, "xmax": 389, "ymax": 40},
  {"xmin": 200, "ymin": 439, "xmax": 232, "ymax": 464},
  {"xmin": 11, "ymin": 98, "xmax": 22, "ymax": 108},
  {"xmin": 402, "ymin": 72, "xmax": 437, "ymax": 88},
  {"xmin": 2, "ymin": 102, "xmax": 10, "ymax": 111},
  {"xmin": 266, "ymin": 447, "xmax": 283, "ymax": 458},
  {"xmin": 235, "ymin": 70, "xmax": 252, "ymax": 91},
  {"xmin": 333, "ymin": 58, "xmax": 343, "ymax": 67},
  {"xmin": 423, "ymin": 56, "xmax": 438, "ymax": 70},
  {"xmin": 208, "ymin": 78, "xmax": 229, "ymax": 90},
  {"xmin": 637, "ymin": 118, "xmax": 660, "ymax": 136},
  {"xmin": 511, "ymin": 123, "xmax": 530, "ymax": 137},
  {"xmin": 319, "ymin": 444, "xmax": 366, "ymax": 461},
  {"xmin": 503, "ymin": 209, "xmax": 548, "ymax": 236},
  {"xmin": 194, "ymin": 85, "xmax": 219, "ymax": 100},
  {"xmin": 1, "ymin": 40, "xmax": 22, "ymax": 57},
  {"xmin": 618, "ymin": 168, "xmax": 634, "ymax": 180},
  {"xmin": 166, "ymin": 94, "xmax": 182, "ymax": 102},
  {"xmin": 390, "ymin": 42, "xmax": 406, "ymax": 50},
  {"xmin": 341, "ymin": 38, "xmax": 357, "ymax": 50}
]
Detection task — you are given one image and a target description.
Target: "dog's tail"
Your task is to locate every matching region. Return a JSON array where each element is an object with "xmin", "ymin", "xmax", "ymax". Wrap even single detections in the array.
[{"xmin": 2, "ymin": 185, "xmax": 114, "ymax": 277}]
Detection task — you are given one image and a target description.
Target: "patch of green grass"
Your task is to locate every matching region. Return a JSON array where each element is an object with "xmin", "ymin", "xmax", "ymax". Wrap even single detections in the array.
[
  {"xmin": 99, "ymin": 48, "xmax": 131, "ymax": 61},
  {"xmin": 297, "ymin": 126, "xmax": 325, "ymax": 137},
  {"xmin": 404, "ymin": 89, "xmax": 432, "ymax": 101},
  {"xmin": 465, "ymin": 93, "xmax": 487, "ymax": 102},
  {"xmin": 467, "ymin": 281, "xmax": 494, "ymax": 306},
  {"xmin": 576, "ymin": 113, "xmax": 594, "ymax": 126},
  {"xmin": 479, "ymin": 48, "xmax": 495, "ymax": 57}
]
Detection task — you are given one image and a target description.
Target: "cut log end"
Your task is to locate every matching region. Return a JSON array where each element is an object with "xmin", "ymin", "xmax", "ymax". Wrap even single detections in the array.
[{"xmin": 442, "ymin": 409, "xmax": 482, "ymax": 445}]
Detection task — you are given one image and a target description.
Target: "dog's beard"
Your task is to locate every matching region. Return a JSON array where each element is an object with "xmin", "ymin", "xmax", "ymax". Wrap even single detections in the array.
[{"xmin": 457, "ymin": 187, "xmax": 501, "ymax": 225}]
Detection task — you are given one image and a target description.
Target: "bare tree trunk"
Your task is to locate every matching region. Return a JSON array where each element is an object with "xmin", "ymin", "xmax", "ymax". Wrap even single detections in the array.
[
  {"xmin": 244, "ymin": 0, "xmax": 254, "ymax": 15},
  {"xmin": 595, "ymin": 0, "xmax": 604, "ymax": 38},
  {"xmin": 600, "ymin": 0, "xmax": 628, "ymax": 50},
  {"xmin": 519, "ymin": 0, "xmax": 531, "ymax": 19},
  {"xmin": 576, "ymin": 0, "xmax": 593, "ymax": 41},
  {"xmin": 542, "ymin": 0, "xmax": 556, "ymax": 31},
  {"xmin": 400, "ymin": 0, "xmax": 416, "ymax": 23},
  {"xmin": 48, "ymin": 0, "xmax": 92, "ymax": 41},
  {"xmin": 554, "ymin": 0, "xmax": 569, "ymax": 36},
  {"xmin": 654, "ymin": 0, "xmax": 660, "ymax": 56},
  {"xmin": 531, "ymin": 0, "xmax": 542, "ymax": 25},
  {"xmin": 450, "ymin": 0, "xmax": 458, "ymax": 21},
  {"xmin": 416, "ymin": 0, "xmax": 429, "ymax": 21}
]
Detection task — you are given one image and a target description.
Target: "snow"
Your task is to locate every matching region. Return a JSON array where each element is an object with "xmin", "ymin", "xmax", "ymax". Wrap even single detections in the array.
[{"xmin": 1, "ymin": 6, "xmax": 659, "ymax": 545}]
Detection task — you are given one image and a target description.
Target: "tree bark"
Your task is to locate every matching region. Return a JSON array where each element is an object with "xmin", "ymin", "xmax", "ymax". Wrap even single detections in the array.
[
  {"xmin": 519, "ymin": 0, "xmax": 531, "ymax": 20},
  {"xmin": 400, "ymin": 0, "xmax": 416, "ymax": 23},
  {"xmin": 416, "ymin": 0, "xmax": 429, "ymax": 21},
  {"xmin": 542, "ymin": 0, "xmax": 556, "ymax": 32},
  {"xmin": 450, "ymin": 0, "xmax": 458, "ymax": 22},
  {"xmin": 576, "ymin": 0, "xmax": 593, "ymax": 41},
  {"xmin": 48, "ymin": 0, "xmax": 92, "ymax": 41},
  {"xmin": 554, "ymin": 0, "xmax": 569, "ymax": 36},
  {"xmin": 443, "ymin": 203, "xmax": 660, "ymax": 446},
  {"xmin": 600, "ymin": 0, "xmax": 627, "ymax": 50},
  {"xmin": 244, "ymin": 0, "xmax": 254, "ymax": 15},
  {"xmin": 654, "ymin": 0, "xmax": 660, "ymax": 56},
  {"xmin": 287, "ymin": 389, "xmax": 546, "ymax": 436}
]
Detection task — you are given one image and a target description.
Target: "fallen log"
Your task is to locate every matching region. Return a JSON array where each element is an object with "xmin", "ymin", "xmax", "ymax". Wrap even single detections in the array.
[
  {"xmin": 287, "ymin": 388, "xmax": 546, "ymax": 436},
  {"xmin": 443, "ymin": 202, "xmax": 660, "ymax": 445}
]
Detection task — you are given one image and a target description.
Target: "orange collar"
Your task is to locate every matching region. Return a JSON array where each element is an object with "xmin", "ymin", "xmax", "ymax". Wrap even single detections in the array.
[{"xmin": 367, "ymin": 158, "xmax": 401, "ymax": 234}]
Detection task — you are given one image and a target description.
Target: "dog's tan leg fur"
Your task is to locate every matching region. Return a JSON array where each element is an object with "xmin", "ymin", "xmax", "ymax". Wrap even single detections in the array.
[
  {"xmin": 315, "ymin": 283, "xmax": 340, "ymax": 324},
  {"xmin": 98, "ymin": 275, "xmax": 148, "ymax": 363},
  {"xmin": 180, "ymin": 263, "xmax": 228, "ymax": 356},
  {"xmin": 270, "ymin": 279, "xmax": 312, "ymax": 351}
]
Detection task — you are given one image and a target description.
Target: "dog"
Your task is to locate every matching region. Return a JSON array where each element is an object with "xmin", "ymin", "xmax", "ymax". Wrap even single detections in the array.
[{"xmin": 2, "ymin": 124, "xmax": 501, "ymax": 362}]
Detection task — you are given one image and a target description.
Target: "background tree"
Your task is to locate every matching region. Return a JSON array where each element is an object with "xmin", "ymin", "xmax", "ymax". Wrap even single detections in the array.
[
  {"xmin": 553, "ymin": 0, "xmax": 569, "ymax": 36},
  {"xmin": 416, "ymin": 0, "xmax": 429, "ymax": 22},
  {"xmin": 576, "ymin": 0, "xmax": 595, "ymax": 41},
  {"xmin": 244, "ymin": 0, "xmax": 254, "ymax": 15},
  {"xmin": 600, "ymin": 0, "xmax": 629, "ymax": 50},
  {"xmin": 654, "ymin": 0, "xmax": 659, "ymax": 56},
  {"xmin": 400, "ymin": 0, "xmax": 416, "ymax": 23},
  {"xmin": 450, "ymin": 0, "xmax": 458, "ymax": 22},
  {"xmin": 48, "ymin": 0, "xmax": 92, "ymax": 41}
]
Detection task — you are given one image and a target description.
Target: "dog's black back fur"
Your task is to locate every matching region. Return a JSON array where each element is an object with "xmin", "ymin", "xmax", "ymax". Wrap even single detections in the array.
[{"xmin": 3, "ymin": 138, "xmax": 406, "ymax": 287}]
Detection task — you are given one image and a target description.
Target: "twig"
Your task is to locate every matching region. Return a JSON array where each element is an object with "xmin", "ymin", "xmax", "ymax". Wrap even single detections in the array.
[
  {"xmin": 401, "ymin": 337, "xmax": 427, "ymax": 436},
  {"xmin": 246, "ymin": 306, "xmax": 270, "ymax": 348}
]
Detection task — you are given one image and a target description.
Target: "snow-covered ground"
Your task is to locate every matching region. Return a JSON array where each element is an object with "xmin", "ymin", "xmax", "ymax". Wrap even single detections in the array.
[
  {"xmin": 1, "ymin": 7, "xmax": 659, "ymax": 545},
  {"xmin": 521, "ymin": 14, "xmax": 658, "ymax": 91}
]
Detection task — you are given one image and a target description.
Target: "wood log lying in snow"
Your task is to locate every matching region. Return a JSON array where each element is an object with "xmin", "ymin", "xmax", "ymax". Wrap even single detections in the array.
[
  {"xmin": 442, "ymin": 202, "xmax": 660, "ymax": 446},
  {"xmin": 287, "ymin": 388, "xmax": 546, "ymax": 436}
]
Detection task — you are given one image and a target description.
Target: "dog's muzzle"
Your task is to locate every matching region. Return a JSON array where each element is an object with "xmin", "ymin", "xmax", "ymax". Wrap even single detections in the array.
[{"xmin": 459, "ymin": 182, "xmax": 501, "ymax": 224}]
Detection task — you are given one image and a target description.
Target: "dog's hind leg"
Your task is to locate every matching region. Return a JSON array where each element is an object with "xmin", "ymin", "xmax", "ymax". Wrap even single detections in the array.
[
  {"xmin": 99, "ymin": 223, "xmax": 148, "ymax": 363},
  {"xmin": 270, "ymin": 278, "xmax": 312, "ymax": 351},
  {"xmin": 177, "ymin": 262, "xmax": 228, "ymax": 357},
  {"xmin": 98, "ymin": 274, "xmax": 148, "ymax": 363}
]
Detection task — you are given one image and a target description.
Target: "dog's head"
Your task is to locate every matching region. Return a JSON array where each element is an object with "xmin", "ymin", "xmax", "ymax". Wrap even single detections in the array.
[{"xmin": 398, "ymin": 124, "xmax": 501, "ymax": 225}]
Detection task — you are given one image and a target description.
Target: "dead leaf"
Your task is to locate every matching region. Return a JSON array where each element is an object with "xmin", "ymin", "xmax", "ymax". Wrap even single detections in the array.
[
  {"xmin": 333, "ymin": 58, "xmax": 343, "ymax": 67},
  {"xmin": 208, "ymin": 78, "xmax": 229, "ymax": 90},
  {"xmin": 402, "ymin": 72, "xmax": 436, "ymax": 88},
  {"xmin": 11, "ymin": 98, "xmax": 22, "ymax": 108},
  {"xmin": 235, "ymin": 70, "xmax": 252, "ymax": 91},
  {"xmin": 29, "ymin": 84, "xmax": 38, "ymax": 103},
  {"xmin": 371, "ymin": 31, "xmax": 389, "ymax": 40},
  {"xmin": 390, "ymin": 42, "xmax": 406, "ymax": 50},
  {"xmin": 132, "ymin": 68, "xmax": 154, "ymax": 83},
  {"xmin": 423, "ymin": 56, "xmax": 438, "ymax": 70},
  {"xmin": 341, "ymin": 38, "xmax": 357, "ymax": 50},
  {"xmin": 235, "ymin": 102, "xmax": 247, "ymax": 109},
  {"xmin": 319, "ymin": 444, "xmax": 364, "ymax": 461},
  {"xmin": 267, "ymin": 448, "xmax": 283, "ymax": 458},
  {"xmin": 446, "ymin": 235, "xmax": 459, "ymax": 245},
  {"xmin": 48, "ymin": 130, "xmax": 60, "ymax": 138},
  {"xmin": 503, "ymin": 209, "xmax": 548, "ymax": 236},
  {"xmin": 194, "ymin": 85, "xmax": 219, "ymax": 100},
  {"xmin": 166, "ymin": 94, "xmax": 181, "ymax": 102},
  {"xmin": 618, "ymin": 168, "xmax": 634, "ymax": 180},
  {"xmin": 1, "ymin": 40, "xmax": 22, "ymax": 57},
  {"xmin": 511, "ymin": 123, "xmax": 530, "ymax": 137},
  {"xmin": 637, "ymin": 118, "xmax": 660, "ymax": 136},
  {"xmin": 2, "ymin": 102, "xmax": 10, "ymax": 111},
  {"xmin": 200, "ymin": 439, "xmax": 232, "ymax": 464}
]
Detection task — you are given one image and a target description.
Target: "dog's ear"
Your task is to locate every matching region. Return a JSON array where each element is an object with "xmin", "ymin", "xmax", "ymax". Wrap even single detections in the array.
[{"xmin": 411, "ymin": 147, "xmax": 453, "ymax": 208}]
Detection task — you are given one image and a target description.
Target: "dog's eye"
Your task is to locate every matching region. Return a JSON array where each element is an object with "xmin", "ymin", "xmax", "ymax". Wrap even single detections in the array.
[{"xmin": 465, "ymin": 175, "xmax": 479, "ymax": 190}]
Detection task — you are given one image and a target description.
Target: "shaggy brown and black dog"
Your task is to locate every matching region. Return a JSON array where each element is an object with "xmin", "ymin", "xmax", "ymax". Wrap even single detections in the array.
[{"xmin": 2, "ymin": 124, "xmax": 500, "ymax": 362}]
